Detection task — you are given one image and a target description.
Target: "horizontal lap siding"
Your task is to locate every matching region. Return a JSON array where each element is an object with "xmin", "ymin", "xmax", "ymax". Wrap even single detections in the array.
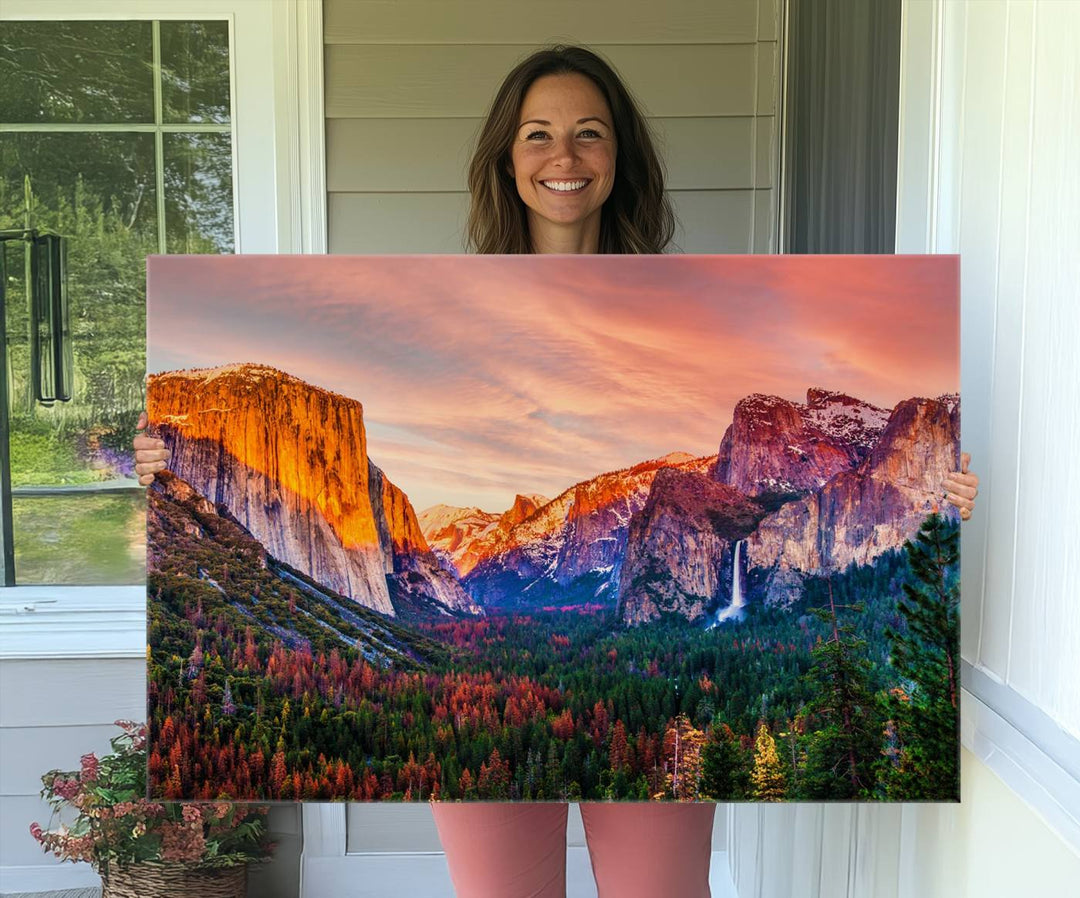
[
  {"xmin": 327, "ymin": 117, "xmax": 772, "ymax": 192},
  {"xmin": 325, "ymin": 44, "xmax": 762, "ymax": 118},
  {"xmin": 0, "ymin": 659, "xmax": 145, "ymax": 868}
]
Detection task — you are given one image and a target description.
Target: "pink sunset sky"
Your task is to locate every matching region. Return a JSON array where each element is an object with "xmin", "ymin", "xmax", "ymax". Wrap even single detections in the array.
[{"xmin": 147, "ymin": 254, "xmax": 958, "ymax": 514}]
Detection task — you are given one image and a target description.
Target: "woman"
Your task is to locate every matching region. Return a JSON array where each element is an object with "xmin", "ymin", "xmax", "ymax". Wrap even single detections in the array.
[{"xmin": 135, "ymin": 45, "xmax": 979, "ymax": 898}]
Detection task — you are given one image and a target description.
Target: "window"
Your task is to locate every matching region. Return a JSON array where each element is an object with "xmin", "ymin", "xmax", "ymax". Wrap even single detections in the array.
[{"xmin": 0, "ymin": 18, "xmax": 234, "ymax": 585}]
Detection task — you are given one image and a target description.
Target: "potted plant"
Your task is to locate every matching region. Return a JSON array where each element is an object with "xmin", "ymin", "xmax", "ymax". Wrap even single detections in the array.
[{"xmin": 30, "ymin": 720, "xmax": 273, "ymax": 898}]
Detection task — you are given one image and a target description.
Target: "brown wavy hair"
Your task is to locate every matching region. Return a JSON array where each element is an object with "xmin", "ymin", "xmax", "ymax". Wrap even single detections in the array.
[{"xmin": 466, "ymin": 46, "xmax": 676, "ymax": 254}]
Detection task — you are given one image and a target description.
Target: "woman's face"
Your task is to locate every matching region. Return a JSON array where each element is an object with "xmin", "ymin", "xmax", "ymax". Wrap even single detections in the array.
[{"xmin": 509, "ymin": 73, "xmax": 617, "ymax": 241}]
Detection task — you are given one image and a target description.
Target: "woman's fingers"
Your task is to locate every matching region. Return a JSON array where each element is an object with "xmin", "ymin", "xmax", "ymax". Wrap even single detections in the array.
[
  {"xmin": 945, "ymin": 490, "xmax": 975, "ymax": 510},
  {"xmin": 134, "ymin": 410, "xmax": 170, "ymax": 484},
  {"xmin": 942, "ymin": 475, "xmax": 978, "ymax": 500},
  {"xmin": 943, "ymin": 455, "xmax": 978, "ymax": 519},
  {"xmin": 133, "ymin": 447, "xmax": 168, "ymax": 462}
]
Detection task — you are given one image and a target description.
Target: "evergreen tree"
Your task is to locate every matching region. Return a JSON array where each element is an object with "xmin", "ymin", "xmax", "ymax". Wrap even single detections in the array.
[
  {"xmin": 799, "ymin": 581, "xmax": 879, "ymax": 799},
  {"xmin": 750, "ymin": 722, "xmax": 786, "ymax": 801},
  {"xmin": 879, "ymin": 512, "xmax": 960, "ymax": 799},
  {"xmin": 700, "ymin": 721, "xmax": 750, "ymax": 800}
]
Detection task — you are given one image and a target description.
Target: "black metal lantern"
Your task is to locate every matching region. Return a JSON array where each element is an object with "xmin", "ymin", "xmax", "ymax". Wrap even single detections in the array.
[{"xmin": 0, "ymin": 229, "xmax": 72, "ymax": 405}]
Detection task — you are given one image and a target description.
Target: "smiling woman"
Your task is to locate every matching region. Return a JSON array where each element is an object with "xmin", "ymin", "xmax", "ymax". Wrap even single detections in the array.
[{"xmin": 466, "ymin": 45, "xmax": 674, "ymax": 255}]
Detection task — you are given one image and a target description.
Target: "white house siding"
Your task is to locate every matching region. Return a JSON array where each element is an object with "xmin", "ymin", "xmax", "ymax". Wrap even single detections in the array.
[{"xmin": 0, "ymin": 658, "xmax": 146, "ymax": 896}]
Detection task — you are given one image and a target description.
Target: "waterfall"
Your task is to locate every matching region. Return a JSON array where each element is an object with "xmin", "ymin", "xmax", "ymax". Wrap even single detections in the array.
[
  {"xmin": 711, "ymin": 540, "xmax": 745, "ymax": 626},
  {"xmin": 729, "ymin": 540, "xmax": 744, "ymax": 612}
]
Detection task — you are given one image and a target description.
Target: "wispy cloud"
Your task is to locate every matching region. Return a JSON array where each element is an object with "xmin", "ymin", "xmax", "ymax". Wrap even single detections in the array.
[{"xmin": 148, "ymin": 255, "xmax": 958, "ymax": 512}]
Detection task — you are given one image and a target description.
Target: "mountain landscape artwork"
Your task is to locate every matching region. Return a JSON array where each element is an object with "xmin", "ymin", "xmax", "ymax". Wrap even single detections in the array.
[{"xmin": 145, "ymin": 254, "xmax": 960, "ymax": 802}]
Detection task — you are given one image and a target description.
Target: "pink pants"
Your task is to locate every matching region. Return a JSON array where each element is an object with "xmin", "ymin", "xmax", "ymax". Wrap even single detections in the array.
[{"xmin": 431, "ymin": 803, "xmax": 716, "ymax": 898}]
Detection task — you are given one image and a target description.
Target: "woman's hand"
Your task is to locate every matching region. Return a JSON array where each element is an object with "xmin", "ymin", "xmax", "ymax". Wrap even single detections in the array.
[
  {"xmin": 943, "ymin": 452, "xmax": 979, "ymax": 521},
  {"xmin": 133, "ymin": 411, "xmax": 171, "ymax": 486}
]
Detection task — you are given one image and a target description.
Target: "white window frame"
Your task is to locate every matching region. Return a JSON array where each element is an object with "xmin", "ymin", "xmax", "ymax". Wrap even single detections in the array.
[{"xmin": 0, "ymin": 0, "xmax": 326, "ymax": 660}]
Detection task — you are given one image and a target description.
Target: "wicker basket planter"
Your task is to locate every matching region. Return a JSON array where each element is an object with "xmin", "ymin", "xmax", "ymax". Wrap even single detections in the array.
[{"xmin": 101, "ymin": 862, "xmax": 247, "ymax": 898}]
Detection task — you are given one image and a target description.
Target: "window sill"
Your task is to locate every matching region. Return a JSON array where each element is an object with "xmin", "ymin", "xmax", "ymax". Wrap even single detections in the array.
[
  {"xmin": 0, "ymin": 585, "xmax": 145, "ymax": 659},
  {"xmin": 961, "ymin": 661, "xmax": 1080, "ymax": 854}
]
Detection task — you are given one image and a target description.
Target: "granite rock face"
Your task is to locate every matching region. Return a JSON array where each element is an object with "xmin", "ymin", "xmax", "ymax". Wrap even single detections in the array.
[
  {"xmin": 419, "ymin": 495, "xmax": 547, "ymax": 578},
  {"xmin": 149, "ymin": 364, "xmax": 478, "ymax": 618},
  {"xmin": 367, "ymin": 461, "xmax": 482, "ymax": 616},
  {"xmin": 455, "ymin": 454, "xmax": 717, "ymax": 608},
  {"xmin": 617, "ymin": 392, "xmax": 958, "ymax": 620},
  {"xmin": 745, "ymin": 396, "xmax": 960, "ymax": 606},
  {"xmin": 616, "ymin": 469, "xmax": 766, "ymax": 625},
  {"xmin": 713, "ymin": 390, "xmax": 891, "ymax": 497}
]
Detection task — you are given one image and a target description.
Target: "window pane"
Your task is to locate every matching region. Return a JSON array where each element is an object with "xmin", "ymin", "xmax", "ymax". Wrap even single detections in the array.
[
  {"xmin": 164, "ymin": 133, "xmax": 235, "ymax": 253},
  {"xmin": 1, "ymin": 133, "xmax": 155, "ymax": 473},
  {"xmin": 0, "ymin": 19, "xmax": 235, "ymax": 586},
  {"xmin": 12, "ymin": 493, "xmax": 146, "ymax": 585},
  {"xmin": 2, "ymin": 132, "xmax": 153, "ymax": 583},
  {"xmin": 0, "ymin": 21, "xmax": 154, "ymax": 124},
  {"xmin": 160, "ymin": 20, "xmax": 232, "ymax": 124}
]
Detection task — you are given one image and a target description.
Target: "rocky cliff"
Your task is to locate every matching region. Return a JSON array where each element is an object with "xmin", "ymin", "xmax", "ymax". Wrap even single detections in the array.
[
  {"xmin": 419, "ymin": 494, "xmax": 548, "ymax": 578},
  {"xmin": 745, "ymin": 395, "xmax": 960, "ymax": 606},
  {"xmin": 148, "ymin": 363, "xmax": 477, "ymax": 618},
  {"xmin": 368, "ymin": 461, "xmax": 482, "ymax": 616},
  {"xmin": 617, "ymin": 469, "xmax": 766, "ymax": 625},
  {"xmin": 713, "ymin": 390, "xmax": 890, "ymax": 497},
  {"xmin": 457, "ymin": 453, "xmax": 716, "ymax": 607},
  {"xmin": 147, "ymin": 470, "xmax": 446, "ymax": 666}
]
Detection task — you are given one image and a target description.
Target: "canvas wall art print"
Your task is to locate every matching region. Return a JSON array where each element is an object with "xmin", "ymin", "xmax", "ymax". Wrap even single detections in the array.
[{"xmin": 146, "ymin": 254, "xmax": 960, "ymax": 803}]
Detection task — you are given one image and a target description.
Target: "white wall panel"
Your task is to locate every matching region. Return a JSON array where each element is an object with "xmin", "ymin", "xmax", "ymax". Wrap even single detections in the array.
[
  {"xmin": 753, "ymin": 187, "xmax": 778, "ymax": 253},
  {"xmin": 0, "ymin": 660, "xmax": 146, "ymax": 728},
  {"xmin": 670, "ymin": 189, "xmax": 758, "ymax": 253},
  {"xmin": 326, "ymin": 118, "xmax": 479, "ymax": 193},
  {"xmin": 955, "ymin": 0, "xmax": 1010, "ymax": 677},
  {"xmin": 758, "ymin": 0, "xmax": 780, "ymax": 43},
  {"xmin": 0, "ymin": 724, "xmax": 121, "ymax": 796},
  {"xmin": 755, "ymin": 40, "xmax": 779, "ymax": 115},
  {"xmin": 900, "ymin": 0, "xmax": 1080, "ymax": 739},
  {"xmin": 976, "ymin": 0, "xmax": 1033, "ymax": 682},
  {"xmin": 329, "ymin": 192, "xmax": 468, "ymax": 253},
  {"xmin": 345, "ymin": 804, "xmax": 444, "ymax": 853},
  {"xmin": 1005, "ymin": 1, "xmax": 1080, "ymax": 727}
]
